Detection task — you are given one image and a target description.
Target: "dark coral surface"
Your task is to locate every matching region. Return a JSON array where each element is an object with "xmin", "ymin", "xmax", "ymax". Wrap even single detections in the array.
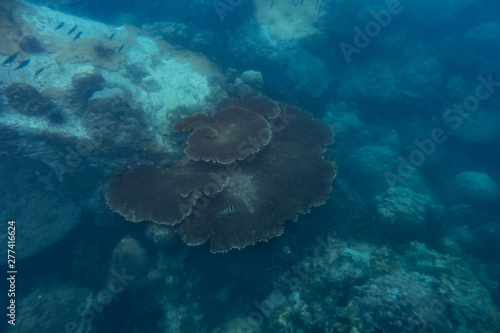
[{"xmin": 106, "ymin": 96, "xmax": 336, "ymax": 252}]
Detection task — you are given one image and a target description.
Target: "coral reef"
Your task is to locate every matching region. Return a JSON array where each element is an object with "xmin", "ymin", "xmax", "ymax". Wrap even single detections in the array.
[
  {"xmin": 221, "ymin": 70, "xmax": 266, "ymax": 98},
  {"xmin": 173, "ymin": 112, "xmax": 209, "ymax": 132},
  {"xmin": 285, "ymin": 49, "xmax": 331, "ymax": 98},
  {"xmin": 70, "ymin": 70, "xmax": 106, "ymax": 109},
  {"xmin": 143, "ymin": 21, "xmax": 216, "ymax": 57},
  {"xmin": 106, "ymin": 96, "xmax": 336, "ymax": 252},
  {"xmin": 3, "ymin": 83, "xmax": 55, "ymax": 116},
  {"xmin": 93, "ymin": 42, "xmax": 116, "ymax": 59},
  {"xmin": 84, "ymin": 87, "xmax": 163, "ymax": 155},
  {"xmin": 143, "ymin": 21, "xmax": 190, "ymax": 47},
  {"xmin": 226, "ymin": 27, "xmax": 331, "ymax": 100},
  {"xmin": 343, "ymin": 145, "xmax": 399, "ymax": 197},
  {"xmin": 477, "ymin": 263, "xmax": 500, "ymax": 305},
  {"xmin": 374, "ymin": 187, "xmax": 444, "ymax": 239},
  {"xmin": 215, "ymin": 95, "xmax": 282, "ymax": 121},
  {"xmin": 125, "ymin": 62, "xmax": 150, "ymax": 84},
  {"xmin": 106, "ymin": 158, "xmax": 225, "ymax": 226},
  {"xmin": 239, "ymin": 70, "xmax": 263, "ymax": 91},
  {"xmin": 182, "ymin": 106, "xmax": 272, "ymax": 163},
  {"xmin": 444, "ymin": 108, "xmax": 500, "ymax": 143},
  {"xmin": 458, "ymin": 21, "xmax": 500, "ymax": 73},
  {"xmin": 252, "ymin": 0, "xmax": 325, "ymax": 41},
  {"xmin": 448, "ymin": 171, "xmax": 499, "ymax": 208},
  {"xmin": 345, "ymin": 274, "xmax": 454, "ymax": 333},
  {"xmin": 144, "ymin": 223, "xmax": 179, "ymax": 250},
  {"xmin": 9, "ymin": 281, "xmax": 94, "ymax": 333},
  {"xmin": 107, "ymin": 235, "xmax": 159, "ymax": 291},
  {"xmin": 18, "ymin": 35, "xmax": 45, "ymax": 53},
  {"xmin": 0, "ymin": 156, "xmax": 81, "ymax": 260},
  {"xmin": 337, "ymin": 42, "xmax": 443, "ymax": 109},
  {"xmin": 256, "ymin": 237, "xmax": 500, "ymax": 333},
  {"xmin": 452, "ymin": 221, "xmax": 500, "ymax": 262},
  {"xmin": 343, "ymin": 143, "xmax": 430, "ymax": 199},
  {"xmin": 3, "ymin": 1, "xmax": 500, "ymax": 332},
  {"xmin": 212, "ymin": 316, "xmax": 263, "ymax": 333}
]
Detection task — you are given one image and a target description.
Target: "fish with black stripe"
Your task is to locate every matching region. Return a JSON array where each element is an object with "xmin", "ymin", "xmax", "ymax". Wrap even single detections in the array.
[{"xmin": 218, "ymin": 206, "xmax": 239, "ymax": 216}]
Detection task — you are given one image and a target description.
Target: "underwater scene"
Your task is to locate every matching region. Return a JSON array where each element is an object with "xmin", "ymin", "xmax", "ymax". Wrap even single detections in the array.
[{"xmin": 1, "ymin": 0, "xmax": 500, "ymax": 332}]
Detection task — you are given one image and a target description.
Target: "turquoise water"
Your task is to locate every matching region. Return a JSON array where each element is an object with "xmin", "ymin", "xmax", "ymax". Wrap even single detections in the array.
[{"xmin": 1, "ymin": 0, "xmax": 500, "ymax": 332}]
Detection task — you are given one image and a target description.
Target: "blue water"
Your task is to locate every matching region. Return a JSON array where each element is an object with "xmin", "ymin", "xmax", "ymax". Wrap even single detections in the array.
[{"xmin": 1, "ymin": 0, "xmax": 500, "ymax": 332}]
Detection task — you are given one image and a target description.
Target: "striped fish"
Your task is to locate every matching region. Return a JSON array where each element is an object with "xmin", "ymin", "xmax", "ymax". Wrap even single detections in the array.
[{"xmin": 218, "ymin": 206, "xmax": 238, "ymax": 216}]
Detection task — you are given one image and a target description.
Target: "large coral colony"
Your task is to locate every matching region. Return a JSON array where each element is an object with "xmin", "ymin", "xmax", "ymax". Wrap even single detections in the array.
[
  {"xmin": 106, "ymin": 95, "xmax": 336, "ymax": 252},
  {"xmin": 3, "ymin": 0, "xmax": 500, "ymax": 331}
]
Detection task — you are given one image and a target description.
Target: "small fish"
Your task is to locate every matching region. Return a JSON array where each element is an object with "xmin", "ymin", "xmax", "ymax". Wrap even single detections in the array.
[
  {"xmin": 68, "ymin": 25, "xmax": 77, "ymax": 35},
  {"xmin": 73, "ymin": 31, "xmax": 83, "ymax": 41},
  {"xmin": 108, "ymin": 33, "xmax": 115, "ymax": 41},
  {"xmin": 2, "ymin": 52, "xmax": 18, "ymax": 66},
  {"xmin": 118, "ymin": 44, "xmax": 125, "ymax": 52},
  {"xmin": 14, "ymin": 59, "xmax": 31, "ymax": 70},
  {"xmin": 55, "ymin": 22, "xmax": 65, "ymax": 30},
  {"xmin": 34, "ymin": 67, "xmax": 44, "ymax": 77},
  {"xmin": 219, "ymin": 206, "xmax": 239, "ymax": 216},
  {"xmin": 271, "ymin": 0, "xmax": 274, "ymax": 8}
]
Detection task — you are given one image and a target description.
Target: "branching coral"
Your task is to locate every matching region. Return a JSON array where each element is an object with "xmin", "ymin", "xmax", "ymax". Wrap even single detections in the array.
[{"xmin": 106, "ymin": 95, "xmax": 335, "ymax": 252}]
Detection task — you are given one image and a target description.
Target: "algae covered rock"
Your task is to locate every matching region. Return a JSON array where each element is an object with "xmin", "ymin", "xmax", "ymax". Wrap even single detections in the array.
[
  {"xmin": 448, "ymin": 171, "xmax": 499, "ymax": 207},
  {"xmin": 344, "ymin": 145, "xmax": 399, "ymax": 197},
  {"xmin": 240, "ymin": 70, "xmax": 264, "ymax": 91},
  {"xmin": 9, "ymin": 281, "xmax": 94, "ymax": 333},
  {"xmin": 107, "ymin": 235, "xmax": 158, "ymax": 291},
  {"xmin": 374, "ymin": 187, "xmax": 444, "ymax": 239},
  {"xmin": 0, "ymin": 157, "xmax": 82, "ymax": 260},
  {"xmin": 3, "ymin": 83, "xmax": 55, "ymax": 116},
  {"xmin": 444, "ymin": 109, "xmax": 500, "ymax": 143},
  {"xmin": 346, "ymin": 274, "xmax": 454, "ymax": 333},
  {"xmin": 70, "ymin": 69, "xmax": 106, "ymax": 108}
]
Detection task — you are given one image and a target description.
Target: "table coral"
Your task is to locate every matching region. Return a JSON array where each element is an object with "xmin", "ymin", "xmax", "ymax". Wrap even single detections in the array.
[
  {"xmin": 106, "ymin": 95, "xmax": 336, "ymax": 252},
  {"xmin": 179, "ymin": 105, "xmax": 272, "ymax": 164}
]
